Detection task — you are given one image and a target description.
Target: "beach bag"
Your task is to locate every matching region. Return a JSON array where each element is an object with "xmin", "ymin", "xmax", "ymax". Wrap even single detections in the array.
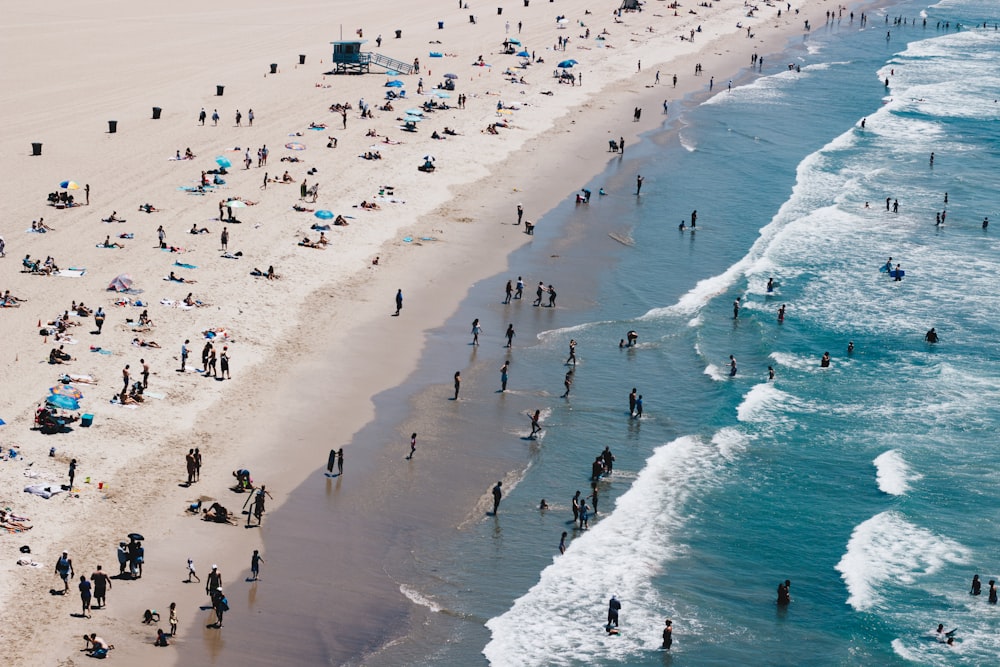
[{"xmin": 93, "ymin": 648, "xmax": 108, "ymax": 658}]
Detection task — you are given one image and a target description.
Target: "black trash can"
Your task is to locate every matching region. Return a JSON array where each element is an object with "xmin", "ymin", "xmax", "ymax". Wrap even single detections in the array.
[
  {"xmin": 438, "ymin": 21, "xmax": 444, "ymax": 29},
  {"xmin": 524, "ymin": 0, "xmax": 529, "ymax": 5},
  {"xmin": 31, "ymin": 142, "xmax": 42, "ymax": 156},
  {"xmin": 470, "ymin": 14, "xmax": 476, "ymax": 22},
  {"xmin": 299, "ymin": 54, "xmax": 306, "ymax": 64},
  {"xmin": 497, "ymin": 7, "xmax": 503, "ymax": 14},
  {"xmin": 269, "ymin": 63, "xmax": 278, "ymax": 74},
  {"xmin": 152, "ymin": 107, "xmax": 162, "ymax": 119},
  {"xmin": 108, "ymin": 120, "xmax": 118, "ymax": 133},
  {"xmin": 395, "ymin": 29, "xmax": 402, "ymax": 38},
  {"xmin": 216, "ymin": 85, "xmax": 225, "ymax": 96}
]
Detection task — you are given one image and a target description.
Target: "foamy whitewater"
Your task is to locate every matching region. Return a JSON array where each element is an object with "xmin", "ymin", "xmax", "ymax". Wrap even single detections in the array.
[{"xmin": 366, "ymin": 2, "xmax": 1000, "ymax": 665}]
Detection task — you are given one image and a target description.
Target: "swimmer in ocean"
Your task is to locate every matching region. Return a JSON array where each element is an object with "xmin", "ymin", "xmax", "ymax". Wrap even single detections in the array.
[
  {"xmin": 925, "ymin": 327, "xmax": 938, "ymax": 343},
  {"xmin": 847, "ymin": 341, "xmax": 854, "ymax": 355},
  {"xmin": 821, "ymin": 351, "xmax": 831, "ymax": 367},
  {"xmin": 767, "ymin": 278, "xmax": 774, "ymax": 293}
]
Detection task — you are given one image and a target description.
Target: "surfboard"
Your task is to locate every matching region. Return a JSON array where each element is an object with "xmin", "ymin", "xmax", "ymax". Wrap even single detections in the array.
[
  {"xmin": 889, "ymin": 269, "xmax": 905, "ymax": 279},
  {"xmin": 608, "ymin": 233, "xmax": 634, "ymax": 247},
  {"xmin": 879, "ymin": 264, "xmax": 890, "ymax": 272},
  {"xmin": 326, "ymin": 449, "xmax": 336, "ymax": 473}
]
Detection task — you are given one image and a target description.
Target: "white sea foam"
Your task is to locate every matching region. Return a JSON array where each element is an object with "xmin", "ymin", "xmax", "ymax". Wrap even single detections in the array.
[
  {"xmin": 399, "ymin": 584, "xmax": 442, "ymax": 613},
  {"xmin": 835, "ymin": 511, "xmax": 967, "ymax": 612},
  {"xmin": 703, "ymin": 362, "xmax": 728, "ymax": 382},
  {"xmin": 736, "ymin": 382, "xmax": 790, "ymax": 423},
  {"xmin": 484, "ymin": 431, "xmax": 749, "ymax": 666},
  {"xmin": 873, "ymin": 450, "xmax": 921, "ymax": 496}
]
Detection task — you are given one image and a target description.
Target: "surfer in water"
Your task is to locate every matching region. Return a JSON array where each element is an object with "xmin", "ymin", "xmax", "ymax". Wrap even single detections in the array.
[
  {"xmin": 767, "ymin": 278, "xmax": 774, "ymax": 293},
  {"xmin": 925, "ymin": 327, "xmax": 938, "ymax": 343},
  {"xmin": 777, "ymin": 580, "xmax": 792, "ymax": 605},
  {"xmin": 529, "ymin": 410, "xmax": 542, "ymax": 438},
  {"xmin": 729, "ymin": 355, "xmax": 738, "ymax": 377}
]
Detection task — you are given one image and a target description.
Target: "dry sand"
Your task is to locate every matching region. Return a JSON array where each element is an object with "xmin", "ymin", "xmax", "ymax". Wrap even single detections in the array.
[{"xmin": 0, "ymin": 0, "xmax": 855, "ymax": 664}]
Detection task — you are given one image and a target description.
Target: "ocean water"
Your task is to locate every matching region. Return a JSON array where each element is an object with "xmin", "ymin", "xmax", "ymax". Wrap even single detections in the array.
[{"xmin": 365, "ymin": 2, "xmax": 1000, "ymax": 666}]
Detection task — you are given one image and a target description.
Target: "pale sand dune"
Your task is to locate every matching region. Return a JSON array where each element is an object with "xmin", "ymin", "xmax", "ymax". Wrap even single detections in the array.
[{"xmin": 0, "ymin": 0, "xmax": 838, "ymax": 663}]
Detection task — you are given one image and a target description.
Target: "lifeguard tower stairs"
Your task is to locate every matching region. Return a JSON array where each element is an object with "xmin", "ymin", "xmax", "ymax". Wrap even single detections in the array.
[{"xmin": 330, "ymin": 40, "xmax": 414, "ymax": 75}]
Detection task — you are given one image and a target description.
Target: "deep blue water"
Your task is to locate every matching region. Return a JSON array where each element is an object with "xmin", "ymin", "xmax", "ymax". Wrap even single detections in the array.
[{"xmin": 368, "ymin": 2, "xmax": 1000, "ymax": 665}]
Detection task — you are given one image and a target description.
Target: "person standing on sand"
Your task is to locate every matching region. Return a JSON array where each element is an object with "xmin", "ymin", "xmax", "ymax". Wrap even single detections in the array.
[
  {"xmin": 453, "ymin": 371, "xmax": 461, "ymax": 399},
  {"xmin": 194, "ymin": 447, "xmax": 202, "ymax": 481},
  {"xmin": 68, "ymin": 458, "xmax": 77, "ymax": 488},
  {"xmin": 409, "ymin": 433, "xmax": 417, "ymax": 459},
  {"xmin": 220, "ymin": 346, "xmax": 231, "ymax": 379},
  {"xmin": 517, "ymin": 204, "xmax": 524, "ymax": 225},
  {"xmin": 85, "ymin": 184, "xmax": 90, "ymax": 205},
  {"xmin": 492, "ymin": 481, "xmax": 503, "ymax": 515},
  {"xmin": 395, "ymin": 289, "xmax": 403, "ymax": 315},
  {"xmin": 55, "ymin": 551, "xmax": 74, "ymax": 593},
  {"xmin": 235, "ymin": 110, "xmax": 242, "ymax": 126},
  {"xmin": 90, "ymin": 565, "xmax": 111, "ymax": 608},
  {"xmin": 94, "ymin": 307, "xmax": 105, "ymax": 334},
  {"xmin": 337, "ymin": 448, "xmax": 344, "ymax": 475},
  {"xmin": 206, "ymin": 565, "xmax": 222, "ymax": 597},
  {"xmin": 505, "ymin": 324, "xmax": 515, "ymax": 347},
  {"xmin": 300, "ymin": 179, "xmax": 308, "ymax": 200},
  {"xmin": 248, "ymin": 109, "xmax": 254, "ymax": 126},
  {"xmin": 221, "ymin": 227, "xmax": 229, "ymax": 251},
  {"xmin": 181, "ymin": 339, "xmax": 189, "ymax": 372},
  {"xmin": 79, "ymin": 575, "xmax": 92, "ymax": 618},
  {"xmin": 250, "ymin": 550, "xmax": 263, "ymax": 581},
  {"xmin": 199, "ymin": 108, "xmax": 206, "ymax": 125},
  {"xmin": 186, "ymin": 449, "xmax": 197, "ymax": 485},
  {"xmin": 212, "ymin": 109, "xmax": 219, "ymax": 126},
  {"xmin": 141, "ymin": 358, "xmax": 149, "ymax": 389},
  {"xmin": 500, "ymin": 361, "xmax": 509, "ymax": 391},
  {"xmin": 122, "ymin": 364, "xmax": 130, "ymax": 394},
  {"xmin": 186, "ymin": 558, "xmax": 200, "ymax": 583}
]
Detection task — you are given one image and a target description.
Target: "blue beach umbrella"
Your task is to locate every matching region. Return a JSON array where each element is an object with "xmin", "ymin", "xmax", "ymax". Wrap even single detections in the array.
[
  {"xmin": 314, "ymin": 210, "xmax": 334, "ymax": 220},
  {"xmin": 405, "ymin": 108, "xmax": 424, "ymax": 116},
  {"xmin": 508, "ymin": 39, "xmax": 521, "ymax": 45},
  {"xmin": 59, "ymin": 180, "xmax": 81, "ymax": 190},
  {"xmin": 435, "ymin": 91, "xmax": 451, "ymax": 99},
  {"xmin": 404, "ymin": 115, "xmax": 424, "ymax": 122},
  {"xmin": 215, "ymin": 156, "xmax": 232, "ymax": 168},
  {"xmin": 557, "ymin": 60, "xmax": 577, "ymax": 68},
  {"xmin": 46, "ymin": 394, "xmax": 80, "ymax": 410},
  {"xmin": 516, "ymin": 50, "xmax": 530, "ymax": 57}
]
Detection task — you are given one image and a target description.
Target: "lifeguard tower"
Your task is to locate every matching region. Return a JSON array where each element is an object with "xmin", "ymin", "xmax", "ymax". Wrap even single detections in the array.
[{"xmin": 330, "ymin": 40, "xmax": 415, "ymax": 75}]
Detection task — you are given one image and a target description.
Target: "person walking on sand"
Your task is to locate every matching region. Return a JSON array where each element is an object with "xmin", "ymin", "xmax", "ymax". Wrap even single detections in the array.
[
  {"xmin": 492, "ymin": 481, "xmax": 503, "ymax": 515},
  {"xmin": 504, "ymin": 280, "xmax": 513, "ymax": 304},
  {"xmin": 453, "ymin": 371, "xmax": 461, "ymax": 399},
  {"xmin": 90, "ymin": 565, "xmax": 111, "ymax": 609},
  {"xmin": 94, "ymin": 307, "xmax": 105, "ymax": 334},
  {"xmin": 169, "ymin": 602, "xmax": 179, "ymax": 636},
  {"xmin": 206, "ymin": 565, "xmax": 222, "ymax": 597},
  {"xmin": 505, "ymin": 323, "xmax": 515, "ymax": 348},
  {"xmin": 55, "ymin": 551, "xmax": 74, "ymax": 593},
  {"xmin": 199, "ymin": 108, "xmax": 207, "ymax": 125},
  {"xmin": 186, "ymin": 558, "xmax": 200, "ymax": 583},
  {"xmin": 79, "ymin": 575, "xmax": 92, "ymax": 618},
  {"xmin": 408, "ymin": 433, "xmax": 417, "ymax": 459},
  {"xmin": 395, "ymin": 289, "xmax": 403, "ymax": 316},
  {"xmin": 471, "ymin": 318, "xmax": 483, "ymax": 345},
  {"xmin": 500, "ymin": 361, "xmax": 510, "ymax": 391},
  {"xmin": 211, "ymin": 109, "xmax": 219, "ymax": 126},
  {"xmin": 250, "ymin": 550, "xmax": 264, "ymax": 581},
  {"xmin": 515, "ymin": 277, "xmax": 524, "ymax": 300}
]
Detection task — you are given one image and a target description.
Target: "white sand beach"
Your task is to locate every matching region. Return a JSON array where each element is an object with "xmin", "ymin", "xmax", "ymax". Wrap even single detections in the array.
[{"xmin": 0, "ymin": 0, "xmax": 845, "ymax": 663}]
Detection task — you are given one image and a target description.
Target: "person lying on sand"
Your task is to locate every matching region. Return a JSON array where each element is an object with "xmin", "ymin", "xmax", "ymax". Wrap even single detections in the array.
[
  {"xmin": 299, "ymin": 237, "xmax": 325, "ymax": 249},
  {"xmin": 167, "ymin": 271, "xmax": 196, "ymax": 284},
  {"xmin": 251, "ymin": 266, "xmax": 280, "ymax": 279},
  {"xmin": 280, "ymin": 156, "xmax": 302, "ymax": 163},
  {"xmin": 138, "ymin": 203, "xmax": 160, "ymax": 213},
  {"xmin": 309, "ymin": 122, "xmax": 327, "ymax": 129},
  {"xmin": 189, "ymin": 224, "xmax": 210, "ymax": 234},
  {"xmin": 292, "ymin": 204, "xmax": 315, "ymax": 212},
  {"xmin": 358, "ymin": 201, "xmax": 381, "ymax": 210},
  {"xmin": 131, "ymin": 338, "xmax": 161, "ymax": 348},
  {"xmin": 100, "ymin": 235, "xmax": 124, "ymax": 248}
]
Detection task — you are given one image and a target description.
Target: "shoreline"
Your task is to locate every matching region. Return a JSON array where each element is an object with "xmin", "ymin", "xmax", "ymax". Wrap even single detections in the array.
[{"xmin": 0, "ymin": 1, "xmax": 880, "ymax": 664}]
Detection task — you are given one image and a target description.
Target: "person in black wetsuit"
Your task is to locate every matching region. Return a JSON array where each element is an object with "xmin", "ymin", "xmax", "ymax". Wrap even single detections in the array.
[
  {"xmin": 777, "ymin": 580, "xmax": 792, "ymax": 605},
  {"xmin": 925, "ymin": 328, "xmax": 939, "ymax": 343},
  {"xmin": 662, "ymin": 619, "xmax": 673, "ymax": 649},
  {"xmin": 607, "ymin": 596, "xmax": 621, "ymax": 628},
  {"xmin": 970, "ymin": 574, "xmax": 981, "ymax": 595}
]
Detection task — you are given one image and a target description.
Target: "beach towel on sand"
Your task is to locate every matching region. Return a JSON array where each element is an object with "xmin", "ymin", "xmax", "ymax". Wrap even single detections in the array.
[
  {"xmin": 57, "ymin": 269, "xmax": 86, "ymax": 277},
  {"xmin": 24, "ymin": 484, "xmax": 63, "ymax": 499}
]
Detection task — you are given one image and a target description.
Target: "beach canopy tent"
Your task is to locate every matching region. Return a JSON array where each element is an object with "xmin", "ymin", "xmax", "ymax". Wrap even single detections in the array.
[
  {"xmin": 620, "ymin": 0, "xmax": 642, "ymax": 9},
  {"xmin": 107, "ymin": 274, "xmax": 133, "ymax": 292}
]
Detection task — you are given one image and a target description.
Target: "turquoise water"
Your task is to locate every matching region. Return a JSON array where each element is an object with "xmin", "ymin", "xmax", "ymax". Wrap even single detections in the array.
[{"xmin": 364, "ymin": 2, "xmax": 1000, "ymax": 665}]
